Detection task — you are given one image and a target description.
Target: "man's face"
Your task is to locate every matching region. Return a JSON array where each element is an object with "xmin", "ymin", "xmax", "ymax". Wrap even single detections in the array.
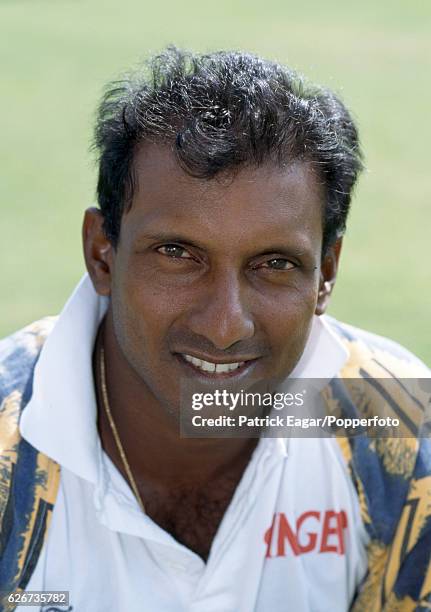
[{"xmin": 98, "ymin": 146, "xmax": 329, "ymax": 416}]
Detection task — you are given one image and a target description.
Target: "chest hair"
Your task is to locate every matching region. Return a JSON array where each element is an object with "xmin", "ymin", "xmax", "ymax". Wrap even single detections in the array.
[{"xmin": 143, "ymin": 474, "xmax": 241, "ymax": 561}]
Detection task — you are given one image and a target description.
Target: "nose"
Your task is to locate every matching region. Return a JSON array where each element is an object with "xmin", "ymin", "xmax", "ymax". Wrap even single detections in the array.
[{"xmin": 186, "ymin": 269, "xmax": 255, "ymax": 351}]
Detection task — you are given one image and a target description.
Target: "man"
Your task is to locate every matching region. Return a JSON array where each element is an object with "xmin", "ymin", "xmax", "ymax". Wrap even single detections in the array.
[{"xmin": 0, "ymin": 47, "xmax": 430, "ymax": 612}]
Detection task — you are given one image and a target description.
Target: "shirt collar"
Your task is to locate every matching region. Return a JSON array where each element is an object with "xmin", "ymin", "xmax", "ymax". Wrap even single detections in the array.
[
  {"xmin": 20, "ymin": 275, "xmax": 108, "ymax": 483},
  {"xmin": 19, "ymin": 274, "xmax": 348, "ymax": 482}
]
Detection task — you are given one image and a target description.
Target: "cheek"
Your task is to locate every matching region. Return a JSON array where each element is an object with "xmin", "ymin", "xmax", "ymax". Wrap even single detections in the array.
[
  {"xmin": 262, "ymin": 284, "xmax": 319, "ymax": 369},
  {"xmin": 110, "ymin": 267, "xmax": 186, "ymax": 358}
]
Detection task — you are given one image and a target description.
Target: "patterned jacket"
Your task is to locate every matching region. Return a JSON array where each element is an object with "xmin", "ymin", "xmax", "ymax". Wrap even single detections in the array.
[{"xmin": 0, "ymin": 317, "xmax": 430, "ymax": 611}]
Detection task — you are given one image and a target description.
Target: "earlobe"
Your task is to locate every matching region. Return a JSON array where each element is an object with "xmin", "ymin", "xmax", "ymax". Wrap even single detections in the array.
[
  {"xmin": 315, "ymin": 238, "xmax": 342, "ymax": 316},
  {"xmin": 315, "ymin": 281, "xmax": 333, "ymax": 315},
  {"xmin": 82, "ymin": 207, "xmax": 113, "ymax": 297}
]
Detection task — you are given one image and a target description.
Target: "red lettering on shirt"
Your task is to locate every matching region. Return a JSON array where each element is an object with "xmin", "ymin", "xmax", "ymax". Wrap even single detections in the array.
[
  {"xmin": 320, "ymin": 510, "xmax": 347, "ymax": 554},
  {"xmin": 264, "ymin": 510, "xmax": 348, "ymax": 558},
  {"xmin": 296, "ymin": 510, "xmax": 320, "ymax": 553},
  {"xmin": 277, "ymin": 513, "xmax": 301, "ymax": 557}
]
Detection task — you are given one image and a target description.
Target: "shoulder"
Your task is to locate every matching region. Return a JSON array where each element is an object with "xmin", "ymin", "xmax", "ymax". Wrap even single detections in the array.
[
  {"xmin": 326, "ymin": 318, "xmax": 431, "ymax": 612},
  {"xmin": 0, "ymin": 319, "xmax": 61, "ymax": 592},
  {"xmin": 323, "ymin": 321, "xmax": 431, "ymax": 608},
  {"xmin": 0, "ymin": 317, "xmax": 58, "ymax": 402},
  {"xmin": 324, "ymin": 315, "xmax": 430, "ymax": 378},
  {"xmin": 323, "ymin": 317, "xmax": 431, "ymax": 537},
  {"xmin": 0, "ymin": 317, "xmax": 58, "ymax": 461}
]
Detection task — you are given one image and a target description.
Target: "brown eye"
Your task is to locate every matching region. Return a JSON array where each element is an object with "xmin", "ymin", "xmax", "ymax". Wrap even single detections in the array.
[
  {"xmin": 157, "ymin": 244, "xmax": 192, "ymax": 259},
  {"xmin": 261, "ymin": 258, "xmax": 296, "ymax": 270}
]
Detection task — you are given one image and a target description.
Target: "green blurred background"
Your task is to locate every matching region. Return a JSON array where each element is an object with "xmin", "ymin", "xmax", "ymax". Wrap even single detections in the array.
[{"xmin": 1, "ymin": 0, "xmax": 430, "ymax": 364}]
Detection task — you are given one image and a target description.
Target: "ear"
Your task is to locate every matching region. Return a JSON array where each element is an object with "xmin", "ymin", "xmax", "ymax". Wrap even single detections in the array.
[
  {"xmin": 315, "ymin": 238, "xmax": 342, "ymax": 316},
  {"xmin": 82, "ymin": 207, "xmax": 114, "ymax": 297}
]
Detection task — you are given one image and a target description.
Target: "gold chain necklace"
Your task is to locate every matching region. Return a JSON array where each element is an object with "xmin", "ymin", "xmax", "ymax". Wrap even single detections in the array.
[{"xmin": 99, "ymin": 344, "xmax": 145, "ymax": 512}]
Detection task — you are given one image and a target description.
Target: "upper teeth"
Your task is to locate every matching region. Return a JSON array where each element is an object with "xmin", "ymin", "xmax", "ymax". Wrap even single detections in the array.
[{"xmin": 182, "ymin": 354, "xmax": 245, "ymax": 373}]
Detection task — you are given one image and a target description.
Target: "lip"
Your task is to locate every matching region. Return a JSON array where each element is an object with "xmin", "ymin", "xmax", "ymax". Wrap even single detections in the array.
[{"xmin": 174, "ymin": 352, "xmax": 260, "ymax": 379}]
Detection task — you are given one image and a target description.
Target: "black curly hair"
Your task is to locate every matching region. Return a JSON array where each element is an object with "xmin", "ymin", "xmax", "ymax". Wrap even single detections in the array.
[{"xmin": 94, "ymin": 46, "xmax": 363, "ymax": 254}]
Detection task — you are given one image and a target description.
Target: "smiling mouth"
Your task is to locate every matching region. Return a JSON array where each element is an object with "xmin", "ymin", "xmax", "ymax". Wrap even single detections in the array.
[{"xmin": 178, "ymin": 353, "xmax": 256, "ymax": 377}]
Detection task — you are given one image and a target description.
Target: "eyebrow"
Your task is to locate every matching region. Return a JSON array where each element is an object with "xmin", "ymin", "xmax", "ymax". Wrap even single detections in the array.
[{"xmin": 136, "ymin": 232, "xmax": 205, "ymax": 250}]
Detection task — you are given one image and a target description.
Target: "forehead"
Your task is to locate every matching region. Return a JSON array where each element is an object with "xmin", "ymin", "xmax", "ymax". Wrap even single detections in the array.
[{"xmin": 122, "ymin": 144, "xmax": 325, "ymax": 252}]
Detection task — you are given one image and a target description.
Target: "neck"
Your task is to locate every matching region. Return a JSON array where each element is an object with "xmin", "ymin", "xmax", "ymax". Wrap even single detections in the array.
[{"xmin": 94, "ymin": 312, "xmax": 258, "ymax": 490}]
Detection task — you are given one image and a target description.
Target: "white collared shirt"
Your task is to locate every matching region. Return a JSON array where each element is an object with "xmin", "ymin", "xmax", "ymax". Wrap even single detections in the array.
[{"xmin": 20, "ymin": 275, "xmax": 369, "ymax": 612}]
